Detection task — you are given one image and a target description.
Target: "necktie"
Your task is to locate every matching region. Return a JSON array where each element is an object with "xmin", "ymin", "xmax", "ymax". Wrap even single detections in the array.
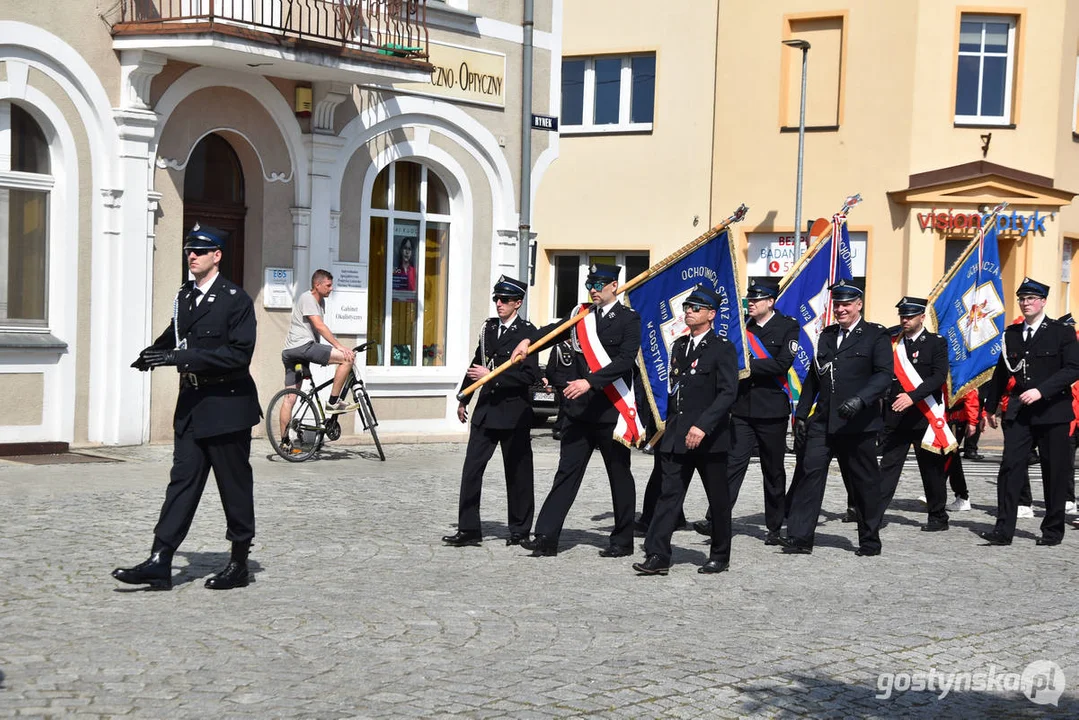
[
  {"xmin": 838, "ymin": 329, "xmax": 847, "ymax": 348},
  {"xmin": 189, "ymin": 288, "xmax": 202, "ymax": 312},
  {"xmin": 497, "ymin": 325, "xmax": 506, "ymax": 340},
  {"xmin": 1025, "ymin": 326, "xmax": 1033, "ymax": 345}
]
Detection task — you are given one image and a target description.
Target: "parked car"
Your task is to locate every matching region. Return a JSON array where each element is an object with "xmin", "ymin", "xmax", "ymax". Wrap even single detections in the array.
[{"xmin": 531, "ymin": 381, "xmax": 560, "ymax": 423}]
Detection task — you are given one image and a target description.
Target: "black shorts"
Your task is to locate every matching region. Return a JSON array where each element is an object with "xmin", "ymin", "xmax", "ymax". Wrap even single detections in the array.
[{"xmin": 282, "ymin": 342, "xmax": 333, "ymax": 385}]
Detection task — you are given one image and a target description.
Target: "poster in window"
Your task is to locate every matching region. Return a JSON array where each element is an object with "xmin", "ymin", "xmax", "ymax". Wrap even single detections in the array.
[{"xmin": 392, "ymin": 222, "xmax": 419, "ymax": 302}]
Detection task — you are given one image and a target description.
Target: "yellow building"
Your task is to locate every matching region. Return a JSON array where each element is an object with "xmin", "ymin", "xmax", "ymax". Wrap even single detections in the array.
[{"xmin": 534, "ymin": 0, "xmax": 1079, "ymax": 330}]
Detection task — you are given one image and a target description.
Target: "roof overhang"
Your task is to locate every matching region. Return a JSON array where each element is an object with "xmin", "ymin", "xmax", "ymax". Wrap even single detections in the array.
[
  {"xmin": 888, "ymin": 160, "xmax": 1076, "ymax": 209},
  {"xmin": 113, "ymin": 24, "xmax": 432, "ymax": 85}
]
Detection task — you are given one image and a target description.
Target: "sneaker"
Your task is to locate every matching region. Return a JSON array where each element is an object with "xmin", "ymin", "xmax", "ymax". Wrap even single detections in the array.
[
  {"xmin": 918, "ymin": 495, "xmax": 927, "ymax": 505},
  {"xmin": 946, "ymin": 496, "xmax": 972, "ymax": 512},
  {"xmin": 1016, "ymin": 505, "xmax": 1035, "ymax": 519},
  {"xmin": 280, "ymin": 438, "xmax": 302, "ymax": 456},
  {"xmin": 1065, "ymin": 500, "xmax": 1077, "ymax": 515},
  {"xmin": 326, "ymin": 399, "xmax": 349, "ymax": 415}
]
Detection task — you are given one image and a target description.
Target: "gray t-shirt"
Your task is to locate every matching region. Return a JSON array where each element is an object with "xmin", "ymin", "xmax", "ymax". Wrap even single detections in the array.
[{"xmin": 284, "ymin": 291, "xmax": 324, "ymax": 350}]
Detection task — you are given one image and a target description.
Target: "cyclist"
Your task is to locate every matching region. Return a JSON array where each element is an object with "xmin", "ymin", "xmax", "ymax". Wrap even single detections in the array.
[{"xmin": 279, "ymin": 269, "xmax": 356, "ymax": 451}]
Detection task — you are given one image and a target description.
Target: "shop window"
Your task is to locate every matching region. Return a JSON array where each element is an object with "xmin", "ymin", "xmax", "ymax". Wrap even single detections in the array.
[
  {"xmin": 560, "ymin": 53, "xmax": 655, "ymax": 134},
  {"xmin": 365, "ymin": 161, "xmax": 450, "ymax": 368},
  {"xmin": 549, "ymin": 251, "xmax": 649, "ymax": 320},
  {"xmin": 955, "ymin": 15, "xmax": 1017, "ymax": 126},
  {"xmin": 0, "ymin": 103, "xmax": 52, "ymax": 327},
  {"xmin": 782, "ymin": 14, "xmax": 845, "ymax": 130}
]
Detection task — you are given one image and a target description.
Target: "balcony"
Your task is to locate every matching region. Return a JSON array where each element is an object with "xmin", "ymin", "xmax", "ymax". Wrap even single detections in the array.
[{"xmin": 112, "ymin": 0, "xmax": 431, "ymax": 85}]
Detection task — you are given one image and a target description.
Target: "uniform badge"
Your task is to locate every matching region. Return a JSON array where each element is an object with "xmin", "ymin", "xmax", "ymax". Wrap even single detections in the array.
[
  {"xmin": 789, "ymin": 340, "xmax": 799, "ymax": 354},
  {"xmin": 912, "ymin": 351, "xmax": 919, "ymax": 359},
  {"xmin": 229, "ymin": 288, "xmax": 237, "ymax": 295},
  {"xmin": 207, "ymin": 294, "xmax": 216, "ymax": 303}
]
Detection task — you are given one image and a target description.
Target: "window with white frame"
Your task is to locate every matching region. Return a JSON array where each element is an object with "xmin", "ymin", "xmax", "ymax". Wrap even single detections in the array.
[
  {"xmin": 550, "ymin": 251, "xmax": 649, "ymax": 320},
  {"xmin": 365, "ymin": 160, "xmax": 451, "ymax": 368},
  {"xmin": 560, "ymin": 54, "xmax": 655, "ymax": 134},
  {"xmin": 955, "ymin": 15, "xmax": 1017, "ymax": 125},
  {"xmin": 0, "ymin": 102, "xmax": 51, "ymax": 328}
]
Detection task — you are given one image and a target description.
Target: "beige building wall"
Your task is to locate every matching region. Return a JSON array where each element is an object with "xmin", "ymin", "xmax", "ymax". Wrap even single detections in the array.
[{"xmin": 531, "ymin": 1, "xmax": 718, "ymax": 324}]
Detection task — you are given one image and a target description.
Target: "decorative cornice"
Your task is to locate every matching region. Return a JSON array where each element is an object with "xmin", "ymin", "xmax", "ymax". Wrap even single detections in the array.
[
  {"xmin": 119, "ymin": 50, "xmax": 167, "ymax": 111},
  {"xmin": 312, "ymin": 82, "xmax": 354, "ymax": 134}
]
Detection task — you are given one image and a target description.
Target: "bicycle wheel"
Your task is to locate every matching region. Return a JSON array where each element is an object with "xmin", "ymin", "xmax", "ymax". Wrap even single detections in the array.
[
  {"xmin": 266, "ymin": 388, "xmax": 325, "ymax": 462},
  {"xmin": 355, "ymin": 385, "xmax": 385, "ymax": 461}
]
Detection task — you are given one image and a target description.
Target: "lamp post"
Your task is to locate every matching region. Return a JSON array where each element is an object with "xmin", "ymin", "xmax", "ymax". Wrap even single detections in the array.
[{"xmin": 783, "ymin": 38, "xmax": 810, "ymax": 261}]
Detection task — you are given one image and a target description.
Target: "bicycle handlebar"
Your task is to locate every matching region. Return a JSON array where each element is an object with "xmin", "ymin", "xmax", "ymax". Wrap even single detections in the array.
[{"xmin": 353, "ymin": 343, "xmax": 369, "ymax": 354}]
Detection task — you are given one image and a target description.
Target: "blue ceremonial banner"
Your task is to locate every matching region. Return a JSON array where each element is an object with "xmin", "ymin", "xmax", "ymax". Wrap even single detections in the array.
[
  {"xmin": 627, "ymin": 230, "xmax": 748, "ymax": 427},
  {"xmin": 928, "ymin": 219, "xmax": 1005, "ymax": 402},
  {"xmin": 774, "ymin": 215, "xmax": 856, "ymax": 402}
]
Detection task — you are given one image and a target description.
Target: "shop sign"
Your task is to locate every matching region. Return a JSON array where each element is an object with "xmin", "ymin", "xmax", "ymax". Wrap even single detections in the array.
[
  {"xmin": 263, "ymin": 267, "xmax": 294, "ymax": 309},
  {"xmin": 746, "ymin": 231, "xmax": 867, "ymax": 278},
  {"xmin": 381, "ymin": 41, "xmax": 506, "ymax": 108},
  {"xmin": 326, "ymin": 262, "xmax": 368, "ymax": 335},
  {"xmin": 917, "ymin": 209, "xmax": 1053, "ymax": 237}
]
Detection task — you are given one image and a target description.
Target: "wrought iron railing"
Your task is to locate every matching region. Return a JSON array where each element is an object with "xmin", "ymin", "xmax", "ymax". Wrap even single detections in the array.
[{"xmin": 116, "ymin": 0, "xmax": 428, "ymax": 59}]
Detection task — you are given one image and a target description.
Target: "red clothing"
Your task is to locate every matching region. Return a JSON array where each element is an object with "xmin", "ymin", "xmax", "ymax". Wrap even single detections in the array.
[{"xmin": 947, "ymin": 389, "xmax": 980, "ymax": 425}]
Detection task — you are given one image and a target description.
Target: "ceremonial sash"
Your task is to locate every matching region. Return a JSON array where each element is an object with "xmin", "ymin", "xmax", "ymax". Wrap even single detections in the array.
[
  {"xmin": 745, "ymin": 332, "xmax": 793, "ymax": 407},
  {"xmin": 574, "ymin": 304, "xmax": 644, "ymax": 447},
  {"xmin": 893, "ymin": 341, "xmax": 957, "ymax": 454}
]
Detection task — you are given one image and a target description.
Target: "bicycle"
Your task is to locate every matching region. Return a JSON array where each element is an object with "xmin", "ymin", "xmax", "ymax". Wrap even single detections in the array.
[{"xmin": 265, "ymin": 343, "xmax": 385, "ymax": 462}]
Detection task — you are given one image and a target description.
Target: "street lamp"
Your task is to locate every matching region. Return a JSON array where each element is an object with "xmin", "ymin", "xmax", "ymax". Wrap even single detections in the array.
[{"xmin": 783, "ymin": 38, "xmax": 811, "ymax": 261}]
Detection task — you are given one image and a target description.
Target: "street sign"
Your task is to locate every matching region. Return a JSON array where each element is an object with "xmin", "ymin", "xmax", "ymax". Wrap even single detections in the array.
[{"xmin": 531, "ymin": 113, "xmax": 558, "ymax": 131}]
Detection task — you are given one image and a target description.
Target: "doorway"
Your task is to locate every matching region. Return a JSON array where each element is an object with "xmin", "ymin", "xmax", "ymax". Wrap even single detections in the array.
[{"xmin": 182, "ymin": 133, "xmax": 247, "ymax": 287}]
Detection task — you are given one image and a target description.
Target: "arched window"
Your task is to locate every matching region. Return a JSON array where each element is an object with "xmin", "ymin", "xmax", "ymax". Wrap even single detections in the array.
[
  {"xmin": 0, "ymin": 103, "xmax": 51, "ymax": 326},
  {"xmin": 365, "ymin": 161, "xmax": 451, "ymax": 367},
  {"xmin": 183, "ymin": 133, "xmax": 246, "ymax": 286}
]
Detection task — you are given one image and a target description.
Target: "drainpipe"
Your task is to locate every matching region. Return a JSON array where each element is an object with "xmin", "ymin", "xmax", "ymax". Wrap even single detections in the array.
[{"xmin": 519, "ymin": 0, "xmax": 534, "ymax": 317}]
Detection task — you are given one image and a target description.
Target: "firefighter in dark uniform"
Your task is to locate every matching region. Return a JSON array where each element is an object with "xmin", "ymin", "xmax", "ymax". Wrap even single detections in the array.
[
  {"xmin": 511, "ymin": 263, "xmax": 640, "ymax": 557},
  {"xmin": 981, "ymin": 277, "xmax": 1079, "ymax": 546},
  {"xmin": 113, "ymin": 224, "xmax": 261, "ymax": 590},
  {"xmin": 724, "ymin": 280, "xmax": 800, "ymax": 545},
  {"xmin": 877, "ymin": 296, "xmax": 952, "ymax": 532},
  {"xmin": 632, "ymin": 285, "xmax": 738, "ymax": 575},
  {"xmin": 544, "ymin": 339, "xmax": 574, "ymax": 440},
  {"xmin": 443, "ymin": 275, "xmax": 539, "ymax": 547},
  {"xmin": 782, "ymin": 280, "xmax": 892, "ymax": 556}
]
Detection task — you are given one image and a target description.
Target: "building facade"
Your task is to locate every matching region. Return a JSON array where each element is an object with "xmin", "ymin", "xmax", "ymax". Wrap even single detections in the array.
[
  {"xmin": 0, "ymin": 0, "xmax": 562, "ymax": 447},
  {"xmin": 534, "ymin": 0, "xmax": 1079, "ymax": 335}
]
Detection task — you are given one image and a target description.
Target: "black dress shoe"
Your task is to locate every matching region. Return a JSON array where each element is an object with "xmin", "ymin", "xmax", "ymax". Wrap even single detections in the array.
[
  {"xmin": 854, "ymin": 546, "xmax": 881, "ymax": 557},
  {"xmin": 921, "ymin": 522, "xmax": 949, "ymax": 532},
  {"xmin": 698, "ymin": 559, "xmax": 729, "ymax": 574},
  {"xmin": 442, "ymin": 530, "xmax": 482, "ymax": 547},
  {"xmin": 112, "ymin": 551, "xmax": 173, "ymax": 590},
  {"xmin": 979, "ymin": 530, "xmax": 1012, "ymax": 546},
  {"xmin": 521, "ymin": 536, "xmax": 557, "ymax": 556},
  {"xmin": 778, "ymin": 536, "xmax": 813, "ymax": 554},
  {"xmin": 1035, "ymin": 536, "xmax": 1062, "ymax": 546},
  {"xmin": 506, "ymin": 533, "xmax": 527, "ymax": 546},
  {"xmin": 764, "ymin": 530, "xmax": 782, "ymax": 546},
  {"xmin": 632, "ymin": 554, "xmax": 669, "ymax": 575},
  {"xmin": 599, "ymin": 545, "xmax": 633, "ymax": 558},
  {"xmin": 692, "ymin": 520, "xmax": 711, "ymax": 536},
  {"xmin": 841, "ymin": 507, "xmax": 858, "ymax": 523},
  {"xmin": 633, "ymin": 518, "xmax": 650, "ymax": 535},
  {"xmin": 963, "ymin": 450, "xmax": 984, "ymax": 461},
  {"xmin": 205, "ymin": 561, "xmax": 249, "ymax": 590}
]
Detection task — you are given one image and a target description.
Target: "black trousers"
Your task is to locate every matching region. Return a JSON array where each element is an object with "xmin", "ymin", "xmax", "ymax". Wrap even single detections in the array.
[
  {"xmin": 154, "ymin": 427, "xmax": 254, "ymax": 550},
  {"xmin": 534, "ymin": 419, "xmax": 636, "ymax": 548},
  {"xmin": 946, "ymin": 420, "xmax": 969, "ymax": 499},
  {"xmin": 727, "ymin": 416, "xmax": 788, "ymax": 533},
  {"xmin": 639, "ymin": 453, "xmax": 686, "ymax": 527},
  {"xmin": 878, "ymin": 425, "xmax": 949, "ymax": 524},
  {"xmin": 457, "ymin": 422, "xmax": 534, "ymax": 535},
  {"xmin": 644, "ymin": 451, "xmax": 730, "ymax": 564},
  {"xmin": 995, "ymin": 420, "xmax": 1072, "ymax": 542},
  {"xmin": 786, "ymin": 420, "xmax": 883, "ymax": 552}
]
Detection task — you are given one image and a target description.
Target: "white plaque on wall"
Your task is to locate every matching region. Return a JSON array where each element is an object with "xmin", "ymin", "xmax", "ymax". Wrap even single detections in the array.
[
  {"xmin": 264, "ymin": 267, "xmax": 294, "ymax": 309},
  {"xmin": 326, "ymin": 262, "xmax": 368, "ymax": 335}
]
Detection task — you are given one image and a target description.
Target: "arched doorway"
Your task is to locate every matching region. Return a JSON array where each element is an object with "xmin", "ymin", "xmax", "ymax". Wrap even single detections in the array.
[{"xmin": 182, "ymin": 133, "xmax": 246, "ymax": 286}]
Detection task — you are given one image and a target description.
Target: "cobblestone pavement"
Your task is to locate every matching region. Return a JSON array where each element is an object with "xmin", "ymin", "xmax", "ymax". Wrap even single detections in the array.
[{"xmin": 1, "ymin": 430, "xmax": 1076, "ymax": 718}]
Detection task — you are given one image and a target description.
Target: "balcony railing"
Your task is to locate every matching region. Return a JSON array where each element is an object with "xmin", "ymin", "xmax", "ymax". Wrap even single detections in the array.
[{"xmin": 116, "ymin": 0, "xmax": 428, "ymax": 59}]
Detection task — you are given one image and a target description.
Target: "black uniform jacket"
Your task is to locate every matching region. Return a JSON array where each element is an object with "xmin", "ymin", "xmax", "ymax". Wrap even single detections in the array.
[
  {"xmin": 459, "ymin": 315, "xmax": 539, "ymax": 430},
  {"xmin": 795, "ymin": 319, "xmax": 892, "ymax": 434},
  {"xmin": 532, "ymin": 302, "xmax": 641, "ymax": 424},
  {"xmin": 148, "ymin": 276, "xmax": 261, "ymax": 439},
  {"xmin": 732, "ymin": 312, "xmax": 800, "ymax": 420},
  {"xmin": 985, "ymin": 318, "xmax": 1079, "ymax": 425},
  {"xmin": 658, "ymin": 332, "xmax": 738, "ymax": 455},
  {"xmin": 883, "ymin": 328, "xmax": 949, "ymax": 431}
]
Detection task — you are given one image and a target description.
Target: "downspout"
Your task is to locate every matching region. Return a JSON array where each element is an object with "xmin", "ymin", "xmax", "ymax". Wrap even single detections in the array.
[{"xmin": 519, "ymin": 0, "xmax": 534, "ymax": 317}]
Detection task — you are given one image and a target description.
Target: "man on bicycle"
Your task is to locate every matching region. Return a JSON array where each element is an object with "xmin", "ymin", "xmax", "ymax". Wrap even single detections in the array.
[{"xmin": 279, "ymin": 269, "xmax": 356, "ymax": 450}]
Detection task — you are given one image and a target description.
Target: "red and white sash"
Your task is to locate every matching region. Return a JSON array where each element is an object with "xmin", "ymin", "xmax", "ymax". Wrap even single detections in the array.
[
  {"xmin": 893, "ymin": 341, "xmax": 957, "ymax": 454},
  {"xmin": 575, "ymin": 304, "xmax": 644, "ymax": 447}
]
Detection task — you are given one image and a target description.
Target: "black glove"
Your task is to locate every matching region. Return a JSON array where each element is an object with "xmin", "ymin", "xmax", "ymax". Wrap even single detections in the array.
[
  {"xmin": 837, "ymin": 396, "xmax": 865, "ymax": 419},
  {"xmin": 793, "ymin": 417, "xmax": 808, "ymax": 453},
  {"xmin": 136, "ymin": 348, "xmax": 176, "ymax": 369}
]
